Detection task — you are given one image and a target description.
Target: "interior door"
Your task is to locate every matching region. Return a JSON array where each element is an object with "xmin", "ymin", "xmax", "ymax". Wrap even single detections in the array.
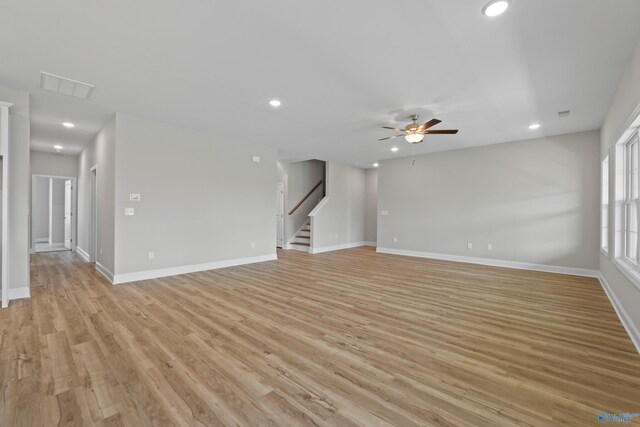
[
  {"xmin": 276, "ymin": 183, "xmax": 284, "ymax": 248},
  {"xmin": 64, "ymin": 179, "xmax": 72, "ymax": 249}
]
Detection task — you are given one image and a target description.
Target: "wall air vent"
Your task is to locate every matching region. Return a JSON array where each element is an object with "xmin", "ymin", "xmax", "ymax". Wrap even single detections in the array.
[
  {"xmin": 40, "ymin": 72, "xmax": 95, "ymax": 100},
  {"xmin": 558, "ymin": 110, "xmax": 571, "ymax": 118}
]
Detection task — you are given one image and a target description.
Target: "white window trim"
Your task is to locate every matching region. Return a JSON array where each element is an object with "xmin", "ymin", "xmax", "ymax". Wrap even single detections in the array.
[
  {"xmin": 623, "ymin": 135, "xmax": 639, "ymax": 264},
  {"xmin": 601, "ymin": 155, "xmax": 610, "ymax": 257},
  {"xmin": 613, "ymin": 99, "xmax": 640, "ymax": 292}
]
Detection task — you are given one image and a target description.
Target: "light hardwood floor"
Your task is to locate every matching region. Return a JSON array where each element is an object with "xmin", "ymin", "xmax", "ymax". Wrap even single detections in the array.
[{"xmin": 1, "ymin": 247, "xmax": 640, "ymax": 426}]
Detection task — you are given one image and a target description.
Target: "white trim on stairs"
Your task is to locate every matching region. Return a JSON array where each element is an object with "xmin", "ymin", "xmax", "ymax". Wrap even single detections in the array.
[{"xmin": 286, "ymin": 219, "xmax": 311, "ymax": 252}]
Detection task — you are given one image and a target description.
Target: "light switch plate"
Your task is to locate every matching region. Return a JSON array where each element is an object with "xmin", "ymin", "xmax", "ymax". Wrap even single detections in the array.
[
  {"xmin": 251, "ymin": 155, "xmax": 261, "ymax": 163},
  {"xmin": 129, "ymin": 193, "xmax": 141, "ymax": 202},
  {"xmin": 125, "ymin": 207, "xmax": 135, "ymax": 216},
  {"xmin": 381, "ymin": 210, "xmax": 389, "ymax": 216}
]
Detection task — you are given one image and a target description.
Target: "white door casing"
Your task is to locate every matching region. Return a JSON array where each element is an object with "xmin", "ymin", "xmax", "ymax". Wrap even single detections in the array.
[
  {"xmin": 64, "ymin": 179, "xmax": 72, "ymax": 249},
  {"xmin": 276, "ymin": 183, "xmax": 284, "ymax": 248}
]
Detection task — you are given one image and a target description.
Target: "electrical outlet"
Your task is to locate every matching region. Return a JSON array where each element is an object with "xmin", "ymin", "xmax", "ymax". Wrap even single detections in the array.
[
  {"xmin": 487, "ymin": 244, "xmax": 493, "ymax": 251},
  {"xmin": 129, "ymin": 193, "xmax": 141, "ymax": 202},
  {"xmin": 125, "ymin": 207, "xmax": 135, "ymax": 216},
  {"xmin": 250, "ymin": 242, "xmax": 255, "ymax": 249},
  {"xmin": 467, "ymin": 242, "xmax": 473, "ymax": 249},
  {"xmin": 334, "ymin": 233, "xmax": 339, "ymax": 240},
  {"xmin": 148, "ymin": 251, "xmax": 155, "ymax": 260},
  {"xmin": 393, "ymin": 237, "xmax": 398, "ymax": 243}
]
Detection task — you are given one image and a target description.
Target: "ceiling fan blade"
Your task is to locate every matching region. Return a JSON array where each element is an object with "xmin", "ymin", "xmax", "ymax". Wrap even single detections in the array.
[
  {"xmin": 378, "ymin": 135, "xmax": 404, "ymax": 141},
  {"xmin": 419, "ymin": 118, "xmax": 442, "ymax": 131},
  {"xmin": 424, "ymin": 129, "xmax": 459, "ymax": 134},
  {"xmin": 382, "ymin": 126, "xmax": 406, "ymax": 132}
]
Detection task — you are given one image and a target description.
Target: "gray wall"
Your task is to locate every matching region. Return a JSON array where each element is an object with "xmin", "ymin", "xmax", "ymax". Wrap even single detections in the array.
[
  {"xmin": 77, "ymin": 117, "xmax": 116, "ymax": 273},
  {"xmin": 601, "ymin": 39, "xmax": 640, "ymax": 336},
  {"xmin": 0, "ymin": 86, "xmax": 30, "ymax": 293},
  {"xmin": 33, "ymin": 177, "xmax": 50, "ymax": 241},
  {"xmin": 113, "ymin": 113, "xmax": 277, "ymax": 277},
  {"xmin": 278, "ymin": 160, "xmax": 325, "ymax": 243},
  {"xmin": 378, "ymin": 130, "xmax": 600, "ymax": 270},
  {"xmin": 31, "ymin": 151, "xmax": 78, "ymax": 177},
  {"xmin": 50, "ymin": 179, "xmax": 65, "ymax": 245},
  {"xmin": 311, "ymin": 161, "xmax": 366, "ymax": 250},
  {"xmin": 364, "ymin": 168, "xmax": 378, "ymax": 244}
]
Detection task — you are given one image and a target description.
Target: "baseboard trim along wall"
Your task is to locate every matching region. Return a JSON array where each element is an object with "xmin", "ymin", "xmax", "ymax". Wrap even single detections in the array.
[
  {"xmin": 96, "ymin": 262, "xmax": 115, "ymax": 283},
  {"xmin": 76, "ymin": 246, "xmax": 90, "ymax": 262},
  {"xmin": 311, "ymin": 242, "xmax": 373, "ymax": 254},
  {"xmin": 598, "ymin": 274, "xmax": 640, "ymax": 355},
  {"xmin": 6, "ymin": 287, "xmax": 31, "ymax": 301},
  {"xmin": 112, "ymin": 253, "xmax": 278, "ymax": 285},
  {"xmin": 376, "ymin": 248, "xmax": 599, "ymax": 278}
]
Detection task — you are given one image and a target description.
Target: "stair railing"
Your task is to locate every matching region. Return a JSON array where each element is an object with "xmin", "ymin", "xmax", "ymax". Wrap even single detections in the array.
[{"xmin": 289, "ymin": 180, "xmax": 323, "ymax": 215}]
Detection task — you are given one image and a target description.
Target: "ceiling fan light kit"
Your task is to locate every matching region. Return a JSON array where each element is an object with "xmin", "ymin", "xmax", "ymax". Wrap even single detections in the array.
[
  {"xmin": 405, "ymin": 133, "xmax": 424, "ymax": 144},
  {"xmin": 380, "ymin": 114, "xmax": 458, "ymax": 144}
]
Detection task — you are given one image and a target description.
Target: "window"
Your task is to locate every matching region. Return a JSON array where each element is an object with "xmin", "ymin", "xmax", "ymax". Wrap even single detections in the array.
[
  {"xmin": 613, "ymin": 107, "xmax": 640, "ymax": 290},
  {"xmin": 624, "ymin": 133, "xmax": 639, "ymax": 263},
  {"xmin": 602, "ymin": 155, "xmax": 609, "ymax": 254}
]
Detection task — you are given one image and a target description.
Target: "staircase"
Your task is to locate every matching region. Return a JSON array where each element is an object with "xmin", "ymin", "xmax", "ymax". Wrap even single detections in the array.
[{"xmin": 289, "ymin": 220, "xmax": 311, "ymax": 252}]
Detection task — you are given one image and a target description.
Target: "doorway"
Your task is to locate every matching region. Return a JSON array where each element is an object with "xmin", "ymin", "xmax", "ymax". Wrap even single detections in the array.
[
  {"xmin": 89, "ymin": 166, "xmax": 97, "ymax": 262},
  {"xmin": 31, "ymin": 175, "xmax": 77, "ymax": 253}
]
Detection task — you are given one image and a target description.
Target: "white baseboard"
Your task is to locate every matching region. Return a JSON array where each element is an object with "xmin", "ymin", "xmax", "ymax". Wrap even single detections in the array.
[
  {"xmin": 363, "ymin": 241, "xmax": 377, "ymax": 247},
  {"xmin": 96, "ymin": 262, "xmax": 114, "ymax": 283},
  {"xmin": 311, "ymin": 241, "xmax": 370, "ymax": 254},
  {"xmin": 286, "ymin": 244, "xmax": 310, "ymax": 253},
  {"xmin": 8, "ymin": 287, "xmax": 30, "ymax": 301},
  {"xmin": 598, "ymin": 274, "xmax": 640, "ymax": 355},
  {"xmin": 375, "ymin": 248, "xmax": 599, "ymax": 278},
  {"xmin": 76, "ymin": 247, "xmax": 90, "ymax": 262},
  {"xmin": 113, "ymin": 253, "xmax": 278, "ymax": 285}
]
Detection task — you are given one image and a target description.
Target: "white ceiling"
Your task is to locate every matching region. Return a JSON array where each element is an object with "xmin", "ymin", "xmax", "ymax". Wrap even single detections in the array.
[{"xmin": 1, "ymin": 0, "xmax": 640, "ymax": 165}]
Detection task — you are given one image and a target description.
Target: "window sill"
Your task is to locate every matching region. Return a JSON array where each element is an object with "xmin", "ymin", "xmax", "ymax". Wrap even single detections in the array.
[{"xmin": 613, "ymin": 257, "xmax": 640, "ymax": 292}]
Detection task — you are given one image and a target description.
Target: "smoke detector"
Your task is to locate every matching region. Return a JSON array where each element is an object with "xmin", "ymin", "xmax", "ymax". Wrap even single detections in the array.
[{"xmin": 40, "ymin": 72, "xmax": 95, "ymax": 100}]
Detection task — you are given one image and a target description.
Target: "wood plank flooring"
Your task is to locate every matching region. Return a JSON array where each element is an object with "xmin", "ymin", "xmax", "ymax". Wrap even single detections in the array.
[{"xmin": 2, "ymin": 247, "xmax": 640, "ymax": 426}]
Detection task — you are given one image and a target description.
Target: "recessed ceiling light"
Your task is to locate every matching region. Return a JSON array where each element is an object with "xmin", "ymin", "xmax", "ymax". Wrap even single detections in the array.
[
  {"xmin": 373, "ymin": 163, "xmax": 379, "ymax": 168},
  {"xmin": 391, "ymin": 147, "xmax": 399, "ymax": 152},
  {"xmin": 269, "ymin": 99, "xmax": 281, "ymax": 107},
  {"xmin": 528, "ymin": 123, "xmax": 541, "ymax": 130},
  {"xmin": 53, "ymin": 145, "xmax": 63, "ymax": 150},
  {"xmin": 482, "ymin": 0, "xmax": 510, "ymax": 17},
  {"xmin": 62, "ymin": 122, "xmax": 75, "ymax": 128}
]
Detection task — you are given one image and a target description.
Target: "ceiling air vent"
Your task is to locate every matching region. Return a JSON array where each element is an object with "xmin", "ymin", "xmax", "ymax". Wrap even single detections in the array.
[
  {"xmin": 558, "ymin": 110, "xmax": 571, "ymax": 118},
  {"xmin": 40, "ymin": 72, "xmax": 95, "ymax": 100}
]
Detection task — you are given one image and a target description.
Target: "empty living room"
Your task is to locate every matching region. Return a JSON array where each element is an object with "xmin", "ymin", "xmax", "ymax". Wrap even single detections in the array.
[{"xmin": 2, "ymin": 0, "xmax": 640, "ymax": 426}]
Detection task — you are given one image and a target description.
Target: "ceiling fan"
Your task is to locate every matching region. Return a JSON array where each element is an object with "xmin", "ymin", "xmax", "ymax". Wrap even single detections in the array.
[{"xmin": 379, "ymin": 114, "xmax": 458, "ymax": 144}]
